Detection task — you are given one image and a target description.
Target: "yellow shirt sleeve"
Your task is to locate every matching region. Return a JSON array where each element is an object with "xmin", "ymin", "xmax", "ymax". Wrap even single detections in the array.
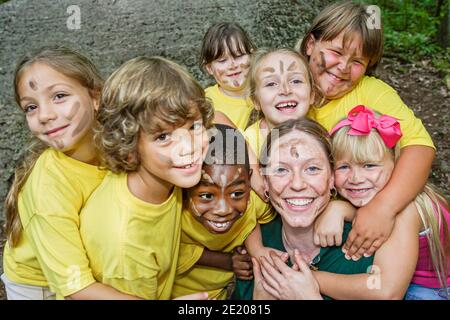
[
  {"xmin": 15, "ymin": 149, "xmax": 105, "ymax": 297},
  {"xmin": 176, "ymin": 242, "xmax": 204, "ymax": 275},
  {"xmin": 251, "ymin": 192, "xmax": 276, "ymax": 224},
  {"xmin": 361, "ymin": 77, "xmax": 435, "ymax": 149}
]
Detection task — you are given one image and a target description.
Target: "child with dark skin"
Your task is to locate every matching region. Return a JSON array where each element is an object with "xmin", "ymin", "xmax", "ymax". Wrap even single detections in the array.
[{"xmin": 171, "ymin": 124, "xmax": 275, "ymax": 299}]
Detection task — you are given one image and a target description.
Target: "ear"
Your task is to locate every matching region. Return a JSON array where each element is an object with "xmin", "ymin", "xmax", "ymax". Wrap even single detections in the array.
[
  {"xmin": 305, "ymin": 35, "xmax": 316, "ymax": 57},
  {"xmin": 205, "ymin": 63, "xmax": 214, "ymax": 76},
  {"xmin": 248, "ymin": 168, "xmax": 253, "ymax": 179},
  {"xmin": 90, "ymin": 89, "xmax": 101, "ymax": 112},
  {"xmin": 309, "ymin": 90, "xmax": 316, "ymax": 105}
]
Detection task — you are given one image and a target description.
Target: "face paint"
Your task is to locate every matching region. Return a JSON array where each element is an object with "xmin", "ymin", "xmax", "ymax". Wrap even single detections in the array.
[
  {"xmin": 239, "ymin": 62, "xmax": 250, "ymax": 70},
  {"xmin": 67, "ymin": 101, "xmax": 81, "ymax": 120},
  {"xmin": 231, "ymin": 167, "xmax": 242, "ymax": 183},
  {"xmin": 71, "ymin": 109, "xmax": 92, "ymax": 137},
  {"xmin": 189, "ymin": 198, "xmax": 202, "ymax": 217},
  {"xmin": 287, "ymin": 61, "xmax": 297, "ymax": 71},
  {"xmin": 55, "ymin": 140, "xmax": 64, "ymax": 149},
  {"xmin": 29, "ymin": 80, "xmax": 37, "ymax": 91},
  {"xmin": 290, "ymin": 145, "xmax": 299, "ymax": 159},
  {"xmin": 202, "ymin": 170, "xmax": 214, "ymax": 184},
  {"xmin": 279, "ymin": 60, "xmax": 284, "ymax": 75},
  {"xmin": 261, "ymin": 67, "xmax": 275, "ymax": 73}
]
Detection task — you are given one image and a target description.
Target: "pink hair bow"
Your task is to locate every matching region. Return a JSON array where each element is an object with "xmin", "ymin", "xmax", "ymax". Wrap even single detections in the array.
[{"xmin": 330, "ymin": 105, "xmax": 402, "ymax": 148}]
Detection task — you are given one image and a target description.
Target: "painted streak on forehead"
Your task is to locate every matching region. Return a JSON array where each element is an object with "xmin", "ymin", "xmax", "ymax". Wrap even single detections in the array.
[
  {"xmin": 29, "ymin": 79, "xmax": 38, "ymax": 91},
  {"xmin": 287, "ymin": 61, "xmax": 297, "ymax": 72},
  {"xmin": 202, "ymin": 170, "xmax": 214, "ymax": 184},
  {"xmin": 279, "ymin": 60, "xmax": 284, "ymax": 75},
  {"xmin": 261, "ymin": 67, "xmax": 275, "ymax": 73}
]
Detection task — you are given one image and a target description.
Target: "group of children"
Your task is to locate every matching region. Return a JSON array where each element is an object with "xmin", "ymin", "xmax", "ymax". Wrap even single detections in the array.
[{"xmin": 1, "ymin": 1, "xmax": 449, "ymax": 300}]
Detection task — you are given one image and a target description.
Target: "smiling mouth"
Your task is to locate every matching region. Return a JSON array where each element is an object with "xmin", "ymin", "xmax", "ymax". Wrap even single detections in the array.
[
  {"xmin": 228, "ymin": 71, "xmax": 241, "ymax": 77},
  {"xmin": 206, "ymin": 220, "xmax": 233, "ymax": 232},
  {"xmin": 45, "ymin": 124, "xmax": 69, "ymax": 136},
  {"xmin": 275, "ymin": 101, "xmax": 298, "ymax": 113},
  {"xmin": 346, "ymin": 188, "xmax": 371, "ymax": 196},
  {"xmin": 326, "ymin": 72, "xmax": 347, "ymax": 82}
]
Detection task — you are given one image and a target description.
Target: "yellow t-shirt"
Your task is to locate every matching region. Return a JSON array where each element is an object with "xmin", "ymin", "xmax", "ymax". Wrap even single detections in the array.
[
  {"xmin": 79, "ymin": 172, "xmax": 182, "ymax": 300},
  {"xmin": 3, "ymin": 148, "xmax": 106, "ymax": 297},
  {"xmin": 244, "ymin": 119, "xmax": 265, "ymax": 160},
  {"xmin": 171, "ymin": 191, "xmax": 275, "ymax": 299},
  {"xmin": 206, "ymin": 84, "xmax": 254, "ymax": 131},
  {"xmin": 307, "ymin": 76, "xmax": 435, "ymax": 149}
]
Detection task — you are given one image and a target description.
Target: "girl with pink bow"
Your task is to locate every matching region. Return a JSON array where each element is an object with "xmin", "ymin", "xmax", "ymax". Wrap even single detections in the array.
[{"xmin": 324, "ymin": 106, "xmax": 449, "ymax": 299}]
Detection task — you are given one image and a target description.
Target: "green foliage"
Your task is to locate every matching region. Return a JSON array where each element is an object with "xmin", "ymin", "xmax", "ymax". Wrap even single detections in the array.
[{"xmin": 369, "ymin": 0, "xmax": 449, "ymax": 70}]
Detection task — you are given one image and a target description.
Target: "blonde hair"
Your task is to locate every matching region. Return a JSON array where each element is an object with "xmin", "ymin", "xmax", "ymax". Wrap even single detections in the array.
[
  {"xmin": 246, "ymin": 48, "xmax": 316, "ymax": 128},
  {"xmin": 296, "ymin": 1, "xmax": 384, "ymax": 76},
  {"xmin": 331, "ymin": 122, "xmax": 449, "ymax": 294},
  {"xmin": 6, "ymin": 46, "xmax": 103, "ymax": 247},
  {"xmin": 96, "ymin": 56, "xmax": 214, "ymax": 173}
]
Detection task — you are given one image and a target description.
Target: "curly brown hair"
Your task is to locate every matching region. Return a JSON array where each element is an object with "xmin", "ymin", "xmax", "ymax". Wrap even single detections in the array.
[{"xmin": 95, "ymin": 56, "xmax": 214, "ymax": 173}]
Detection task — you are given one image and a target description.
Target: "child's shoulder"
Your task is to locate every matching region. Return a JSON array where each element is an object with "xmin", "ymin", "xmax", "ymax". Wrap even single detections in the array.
[{"xmin": 357, "ymin": 75, "xmax": 397, "ymax": 93}]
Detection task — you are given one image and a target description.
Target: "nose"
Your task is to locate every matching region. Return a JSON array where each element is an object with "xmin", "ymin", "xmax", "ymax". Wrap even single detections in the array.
[
  {"xmin": 229, "ymin": 57, "xmax": 238, "ymax": 69},
  {"xmin": 38, "ymin": 104, "xmax": 57, "ymax": 123},
  {"xmin": 290, "ymin": 170, "xmax": 307, "ymax": 191},
  {"xmin": 176, "ymin": 130, "xmax": 195, "ymax": 158},
  {"xmin": 214, "ymin": 198, "xmax": 234, "ymax": 217},
  {"xmin": 279, "ymin": 79, "xmax": 292, "ymax": 96},
  {"xmin": 337, "ymin": 57, "xmax": 351, "ymax": 74},
  {"xmin": 349, "ymin": 167, "xmax": 364, "ymax": 184}
]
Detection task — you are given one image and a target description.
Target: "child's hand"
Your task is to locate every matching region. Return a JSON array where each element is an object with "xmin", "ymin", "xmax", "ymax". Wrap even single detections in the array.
[
  {"xmin": 258, "ymin": 250, "xmax": 322, "ymax": 300},
  {"xmin": 232, "ymin": 246, "xmax": 253, "ymax": 280},
  {"xmin": 343, "ymin": 203, "xmax": 395, "ymax": 260},
  {"xmin": 250, "ymin": 164, "xmax": 268, "ymax": 202},
  {"xmin": 314, "ymin": 205, "xmax": 345, "ymax": 247}
]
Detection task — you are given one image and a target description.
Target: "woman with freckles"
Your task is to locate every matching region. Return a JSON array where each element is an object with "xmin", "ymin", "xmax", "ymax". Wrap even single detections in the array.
[
  {"xmin": 171, "ymin": 124, "xmax": 276, "ymax": 300},
  {"xmin": 233, "ymin": 118, "xmax": 420, "ymax": 300}
]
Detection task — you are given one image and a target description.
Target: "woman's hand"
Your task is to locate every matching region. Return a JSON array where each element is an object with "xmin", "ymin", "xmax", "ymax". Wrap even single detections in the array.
[
  {"xmin": 259, "ymin": 250, "xmax": 322, "ymax": 300},
  {"xmin": 252, "ymin": 257, "xmax": 277, "ymax": 300}
]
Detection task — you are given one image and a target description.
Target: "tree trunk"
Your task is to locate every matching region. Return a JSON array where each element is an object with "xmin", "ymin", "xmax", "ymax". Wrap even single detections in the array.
[{"xmin": 436, "ymin": 0, "xmax": 449, "ymax": 48}]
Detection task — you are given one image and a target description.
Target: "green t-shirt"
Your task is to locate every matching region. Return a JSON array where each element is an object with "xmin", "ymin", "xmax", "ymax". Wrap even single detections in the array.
[{"xmin": 232, "ymin": 215, "xmax": 374, "ymax": 300}]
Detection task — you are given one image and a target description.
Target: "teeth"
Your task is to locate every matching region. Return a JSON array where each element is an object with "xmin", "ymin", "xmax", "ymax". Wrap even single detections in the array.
[
  {"xmin": 208, "ymin": 220, "xmax": 231, "ymax": 229},
  {"xmin": 277, "ymin": 102, "xmax": 297, "ymax": 109},
  {"xmin": 286, "ymin": 198, "xmax": 313, "ymax": 206},
  {"xmin": 179, "ymin": 163, "xmax": 194, "ymax": 169},
  {"xmin": 349, "ymin": 188, "xmax": 370, "ymax": 193}
]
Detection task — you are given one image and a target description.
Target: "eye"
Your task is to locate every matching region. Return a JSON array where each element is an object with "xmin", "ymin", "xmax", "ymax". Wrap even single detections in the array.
[
  {"xmin": 23, "ymin": 104, "xmax": 38, "ymax": 114},
  {"xmin": 264, "ymin": 81, "xmax": 277, "ymax": 87},
  {"xmin": 199, "ymin": 193, "xmax": 213, "ymax": 200},
  {"xmin": 330, "ymin": 49, "xmax": 341, "ymax": 55},
  {"xmin": 53, "ymin": 92, "xmax": 68, "ymax": 102},
  {"xmin": 305, "ymin": 166, "xmax": 321, "ymax": 173},
  {"xmin": 231, "ymin": 191, "xmax": 245, "ymax": 199},
  {"xmin": 155, "ymin": 133, "xmax": 170, "ymax": 142},
  {"xmin": 363, "ymin": 163, "xmax": 378, "ymax": 169},
  {"xmin": 291, "ymin": 78, "xmax": 304, "ymax": 85},
  {"xmin": 336, "ymin": 164, "xmax": 349, "ymax": 171},
  {"xmin": 191, "ymin": 121, "xmax": 203, "ymax": 131},
  {"xmin": 273, "ymin": 166, "xmax": 288, "ymax": 175}
]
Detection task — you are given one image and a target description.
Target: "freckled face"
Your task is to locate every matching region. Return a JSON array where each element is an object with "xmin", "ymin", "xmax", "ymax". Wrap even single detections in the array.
[
  {"xmin": 255, "ymin": 52, "xmax": 313, "ymax": 127},
  {"xmin": 137, "ymin": 115, "xmax": 209, "ymax": 189},
  {"xmin": 206, "ymin": 41, "xmax": 250, "ymax": 96},
  {"xmin": 187, "ymin": 164, "xmax": 251, "ymax": 234},
  {"xmin": 263, "ymin": 131, "xmax": 333, "ymax": 229},
  {"xmin": 306, "ymin": 31, "xmax": 369, "ymax": 100},
  {"xmin": 334, "ymin": 153, "xmax": 394, "ymax": 207},
  {"xmin": 17, "ymin": 62, "xmax": 98, "ymax": 153}
]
